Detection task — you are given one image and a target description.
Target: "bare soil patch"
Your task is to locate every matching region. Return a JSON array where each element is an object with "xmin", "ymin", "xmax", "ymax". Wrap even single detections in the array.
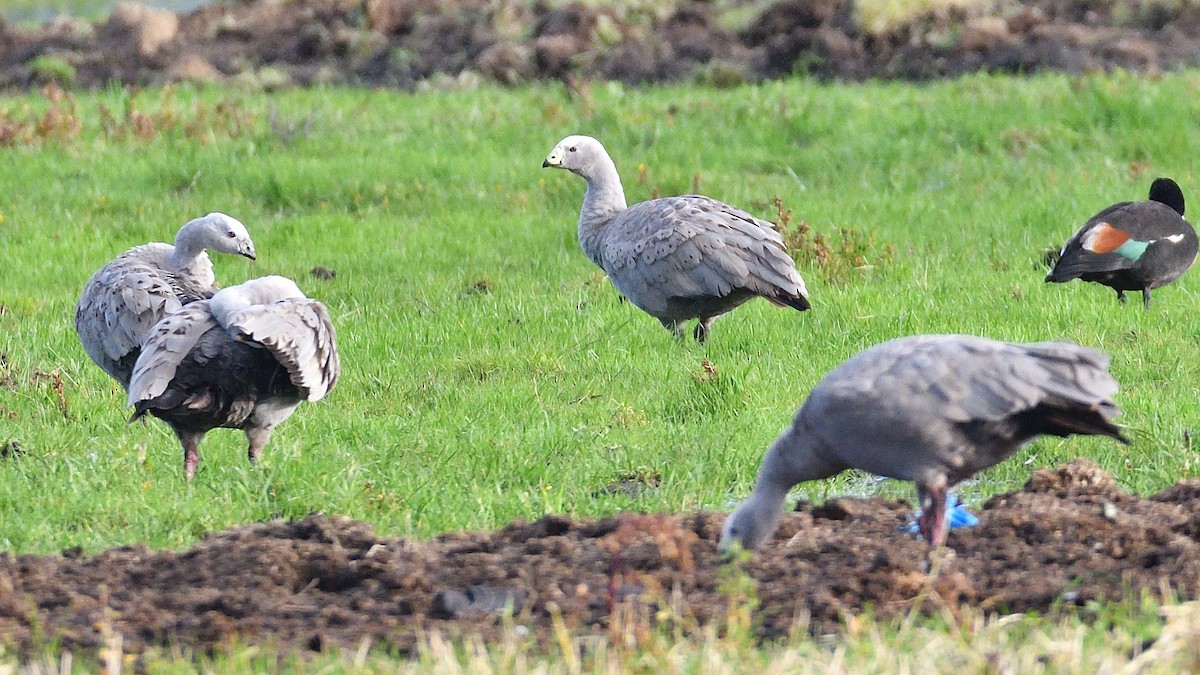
[
  {"xmin": 4, "ymin": 0, "xmax": 1200, "ymax": 89},
  {"xmin": 0, "ymin": 459, "xmax": 1197, "ymax": 658}
]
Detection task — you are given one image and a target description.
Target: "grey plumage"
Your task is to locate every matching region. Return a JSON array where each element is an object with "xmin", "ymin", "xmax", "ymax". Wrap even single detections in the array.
[
  {"xmin": 75, "ymin": 213, "xmax": 257, "ymax": 389},
  {"xmin": 127, "ymin": 275, "xmax": 340, "ymax": 480},
  {"xmin": 719, "ymin": 334, "xmax": 1128, "ymax": 552},
  {"xmin": 542, "ymin": 135, "xmax": 810, "ymax": 341}
]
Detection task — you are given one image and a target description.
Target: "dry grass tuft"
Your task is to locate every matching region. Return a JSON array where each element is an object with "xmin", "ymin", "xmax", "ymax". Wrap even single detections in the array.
[
  {"xmin": 0, "ymin": 85, "xmax": 253, "ymax": 147},
  {"xmin": 772, "ymin": 196, "xmax": 894, "ymax": 285}
]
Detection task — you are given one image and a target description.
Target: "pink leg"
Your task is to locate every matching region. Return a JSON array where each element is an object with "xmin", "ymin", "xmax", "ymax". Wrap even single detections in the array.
[
  {"xmin": 917, "ymin": 484, "xmax": 949, "ymax": 548},
  {"xmin": 178, "ymin": 432, "xmax": 204, "ymax": 481}
]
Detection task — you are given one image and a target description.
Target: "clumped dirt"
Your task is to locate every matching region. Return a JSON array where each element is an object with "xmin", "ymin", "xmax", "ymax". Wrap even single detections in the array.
[
  {"xmin": 4, "ymin": 0, "xmax": 1200, "ymax": 89},
  {"xmin": 0, "ymin": 459, "xmax": 1198, "ymax": 658}
]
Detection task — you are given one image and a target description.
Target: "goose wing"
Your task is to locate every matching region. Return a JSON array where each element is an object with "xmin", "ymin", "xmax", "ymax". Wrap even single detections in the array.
[
  {"xmin": 126, "ymin": 301, "xmax": 217, "ymax": 406},
  {"xmin": 602, "ymin": 195, "xmax": 808, "ymax": 313},
  {"xmin": 222, "ymin": 298, "xmax": 340, "ymax": 402}
]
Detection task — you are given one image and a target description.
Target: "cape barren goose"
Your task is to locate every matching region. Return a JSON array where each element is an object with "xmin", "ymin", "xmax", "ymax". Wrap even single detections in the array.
[
  {"xmin": 542, "ymin": 135, "xmax": 810, "ymax": 342},
  {"xmin": 719, "ymin": 334, "xmax": 1127, "ymax": 551},
  {"xmin": 75, "ymin": 212, "xmax": 256, "ymax": 389},
  {"xmin": 1046, "ymin": 177, "xmax": 1198, "ymax": 309},
  {"xmin": 127, "ymin": 275, "xmax": 340, "ymax": 480}
]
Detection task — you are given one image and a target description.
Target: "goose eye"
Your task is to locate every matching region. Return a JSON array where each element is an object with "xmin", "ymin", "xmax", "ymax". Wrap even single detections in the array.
[
  {"xmin": 569, "ymin": 146, "xmax": 577, "ymax": 152},
  {"xmin": 226, "ymin": 231, "xmax": 237, "ymax": 238}
]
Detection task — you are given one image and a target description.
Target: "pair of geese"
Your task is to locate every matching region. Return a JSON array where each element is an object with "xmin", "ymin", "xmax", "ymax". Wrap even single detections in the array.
[
  {"xmin": 76, "ymin": 135, "xmax": 1198, "ymax": 553},
  {"xmin": 75, "ymin": 214, "xmax": 339, "ymax": 480}
]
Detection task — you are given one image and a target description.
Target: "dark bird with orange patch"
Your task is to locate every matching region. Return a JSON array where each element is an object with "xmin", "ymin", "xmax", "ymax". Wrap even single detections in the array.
[{"xmin": 1046, "ymin": 177, "xmax": 1198, "ymax": 309}]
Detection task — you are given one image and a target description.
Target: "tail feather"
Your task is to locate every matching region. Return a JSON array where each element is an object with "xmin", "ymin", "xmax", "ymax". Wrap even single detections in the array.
[
  {"xmin": 127, "ymin": 403, "xmax": 151, "ymax": 424},
  {"xmin": 1013, "ymin": 401, "xmax": 1130, "ymax": 445},
  {"xmin": 768, "ymin": 291, "xmax": 811, "ymax": 312},
  {"xmin": 1046, "ymin": 249, "xmax": 1132, "ymax": 282}
]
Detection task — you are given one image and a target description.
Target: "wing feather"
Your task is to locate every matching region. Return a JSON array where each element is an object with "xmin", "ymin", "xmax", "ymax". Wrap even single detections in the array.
[
  {"xmin": 1048, "ymin": 199, "xmax": 1191, "ymax": 281},
  {"xmin": 602, "ymin": 195, "xmax": 807, "ymax": 311},
  {"xmin": 126, "ymin": 302, "xmax": 217, "ymax": 406},
  {"xmin": 76, "ymin": 244, "xmax": 218, "ymax": 386},
  {"xmin": 223, "ymin": 298, "xmax": 339, "ymax": 401},
  {"xmin": 801, "ymin": 335, "xmax": 1120, "ymax": 451}
]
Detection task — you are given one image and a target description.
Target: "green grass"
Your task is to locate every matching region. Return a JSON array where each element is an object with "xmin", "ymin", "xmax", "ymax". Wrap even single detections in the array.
[
  {"xmin": 4, "ymin": 74, "xmax": 1200, "ymax": 552},
  {"xmin": 2, "ymin": 72, "xmax": 1200, "ymax": 664}
]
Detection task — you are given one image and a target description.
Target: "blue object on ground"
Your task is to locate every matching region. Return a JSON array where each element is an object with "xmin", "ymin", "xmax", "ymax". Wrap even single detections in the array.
[{"xmin": 904, "ymin": 493, "xmax": 979, "ymax": 535}]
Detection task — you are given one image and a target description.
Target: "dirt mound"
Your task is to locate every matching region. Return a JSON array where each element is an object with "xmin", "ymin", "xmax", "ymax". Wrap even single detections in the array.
[
  {"xmin": 4, "ymin": 0, "xmax": 1200, "ymax": 89},
  {"xmin": 0, "ymin": 460, "xmax": 1198, "ymax": 657}
]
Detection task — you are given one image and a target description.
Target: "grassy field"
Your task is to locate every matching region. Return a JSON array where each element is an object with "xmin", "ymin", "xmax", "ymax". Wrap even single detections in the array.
[{"xmin": 3, "ymin": 73, "xmax": 1200, "ymax": 667}]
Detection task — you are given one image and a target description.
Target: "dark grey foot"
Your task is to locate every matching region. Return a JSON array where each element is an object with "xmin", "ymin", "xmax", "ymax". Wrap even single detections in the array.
[
  {"xmin": 1142, "ymin": 288, "xmax": 1152, "ymax": 311},
  {"xmin": 1116, "ymin": 290, "xmax": 1127, "ymax": 304},
  {"xmin": 659, "ymin": 318, "xmax": 687, "ymax": 339}
]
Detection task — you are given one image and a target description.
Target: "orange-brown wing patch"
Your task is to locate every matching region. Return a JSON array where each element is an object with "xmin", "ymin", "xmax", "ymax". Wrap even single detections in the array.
[{"xmin": 1081, "ymin": 222, "xmax": 1131, "ymax": 254}]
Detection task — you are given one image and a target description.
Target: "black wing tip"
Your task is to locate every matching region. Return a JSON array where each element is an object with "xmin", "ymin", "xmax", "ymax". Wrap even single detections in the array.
[
  {"xmin": 1149, "ymin": 177, "xmax": 1185, "ymax": 216},
  {"xmin": 783, "ymin": 293, "xmax": 811, "ymax": 311},
  {"xmin": 1095, "ymin": 414, "xmax": 1130, "ymax": 445},
  {"xmin": 127, "ymin": 405, "xmax": 149, "ymax": 424},
  {"xmin": 1045, "ymin": 250, "xmax": 1126, "ymax": 280},
  {"xmin": 1045, "ymin": 263, "xmax": 1079, "ymax": 283},
  {"xmin": 1045, "ymin": 246, "xmax": 1075, "ymax": 283}
]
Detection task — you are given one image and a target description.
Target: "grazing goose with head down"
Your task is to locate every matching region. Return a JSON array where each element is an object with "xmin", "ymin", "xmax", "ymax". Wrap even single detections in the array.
[
  {"xmin": 719, "ymin": 334, "xmax": 1127, "ymax": 552},
  {"xmin": 75, "ymin": 212, "xmax": 256, "ymax": 389},
  {"xmin": 127, "ymin": 275, "xmax": 340, "ymax": 480},
  {"xmin": 1046, "ymin": 177, "xmax": 1198, "ymax": 309},
  {"xmin": 542, "ymin": 135, "xmax": 810, "ymax": 342}
]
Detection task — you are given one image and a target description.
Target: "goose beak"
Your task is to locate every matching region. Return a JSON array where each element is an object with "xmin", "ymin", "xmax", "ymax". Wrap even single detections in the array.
[
  {"xmin": 541, "ymin": 159, "xmax": 552, "ymax": 168},
  {"xmin": 242, "ymin": 244, "xmax": 257, "ymax": 261},
  {"xmin": 542, "ymin": 147, "xmax": 563, "ymax": 169}
]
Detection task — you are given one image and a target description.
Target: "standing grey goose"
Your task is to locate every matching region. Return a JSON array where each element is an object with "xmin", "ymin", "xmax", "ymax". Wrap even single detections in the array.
[
  {"xmin": 1046, "ymin": 177, "xmax": 1198, "ymax": 310},
  {"xmin": 75, "ymin": 212, "xmax": 257, "ymax": 389},
  {"xmin": 127, "ymin": 275, "xmax": 340, "ymax": 480},
  {"xmin": 542, "ymin": 135, "xmax": 810, "ymax": 341},
  {"xmin": 719, "ymin": 334, "xmax": 1127, "ymax": 551}
]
